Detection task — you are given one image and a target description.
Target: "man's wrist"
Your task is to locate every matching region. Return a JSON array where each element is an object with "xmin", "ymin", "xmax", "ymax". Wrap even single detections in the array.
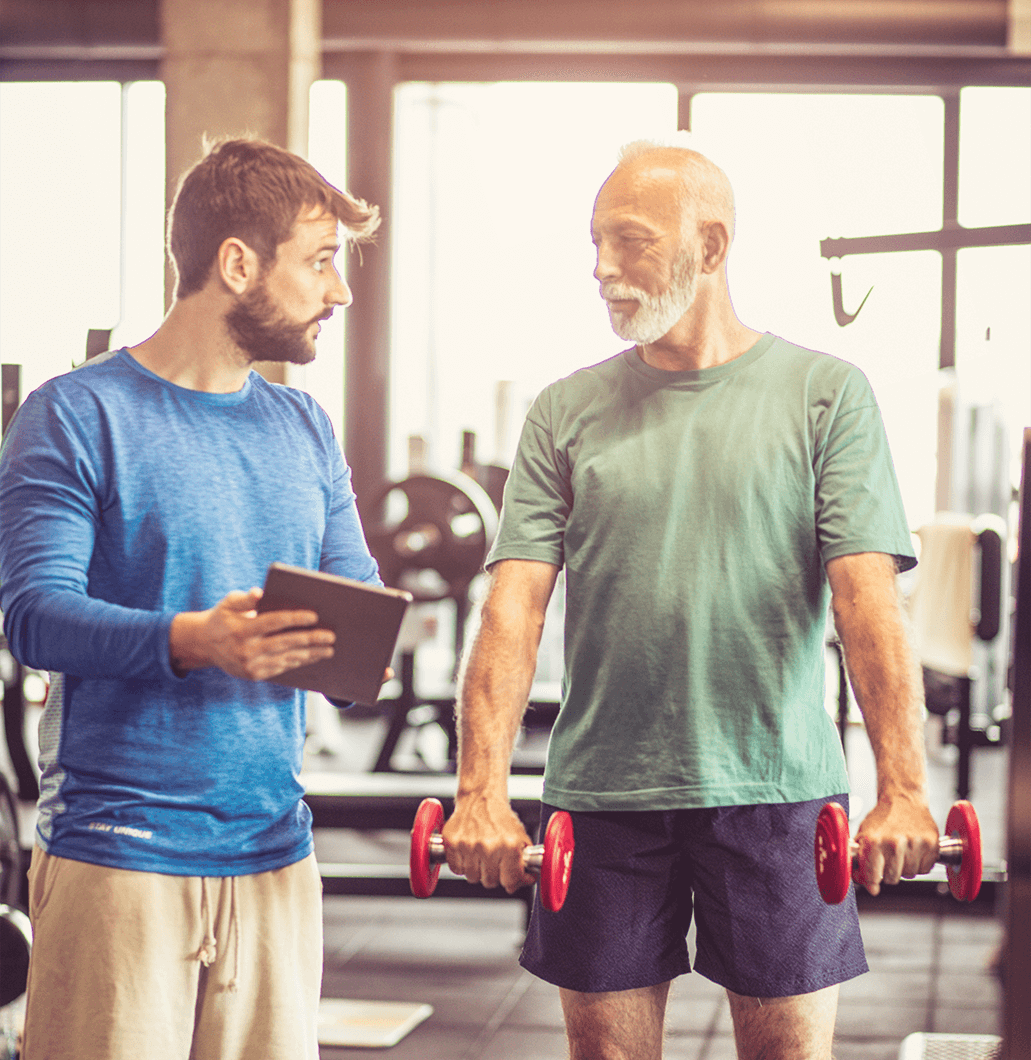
[
  {"xmin": 874, "ymin": 783, "xmax": 930, "ymax": 806},
  {"xmin": 169, "ymin": 611, "xmax": 209, "ymax": 674}
]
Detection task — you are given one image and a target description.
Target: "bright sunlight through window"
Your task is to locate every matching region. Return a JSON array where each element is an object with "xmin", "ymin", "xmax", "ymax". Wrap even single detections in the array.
[{"xmin": 1, "ymin": 80, "xmax": 1027, "ymax": 534}]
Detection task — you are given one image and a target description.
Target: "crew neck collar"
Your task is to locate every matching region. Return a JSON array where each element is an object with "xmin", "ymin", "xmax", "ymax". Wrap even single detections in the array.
[
  {"xmin": 118, "ymin": 348, "xmax": 255, "ymax": 405},
  {"xmin": 622, "ymin": 332, "xmax": 775, "ymax": 387}
]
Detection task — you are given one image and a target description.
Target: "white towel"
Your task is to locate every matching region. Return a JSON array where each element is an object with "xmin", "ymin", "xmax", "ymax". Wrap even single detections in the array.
[{"xmin": 908, "ymin": 514, "xmax": 975, "ymax": 677}]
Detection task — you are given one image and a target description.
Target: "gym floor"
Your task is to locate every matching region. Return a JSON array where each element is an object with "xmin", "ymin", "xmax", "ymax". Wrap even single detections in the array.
[{"xmin": 307, "ymin": 706, "xmax": 1008, "ymax": 1060}]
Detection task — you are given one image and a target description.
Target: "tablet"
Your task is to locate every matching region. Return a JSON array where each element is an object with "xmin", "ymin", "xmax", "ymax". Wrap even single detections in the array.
[{"xmin": 256, "ymin": 562, "xmax": 413, "ymax": 705}]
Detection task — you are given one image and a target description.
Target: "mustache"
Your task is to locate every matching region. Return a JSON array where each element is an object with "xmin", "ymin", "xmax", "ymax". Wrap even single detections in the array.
[{"xmin": 600, "ymin": 283, "xmax": 649, "ymax": 303}]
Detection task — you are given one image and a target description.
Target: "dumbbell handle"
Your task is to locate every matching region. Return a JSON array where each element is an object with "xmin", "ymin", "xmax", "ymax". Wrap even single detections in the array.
[
  {"xmin": 427, "ymin": 835, "xmax": 546, "ymax": 877},
  {"xmin": 846, "ymin": 834, "xmax": 965, "ymax": 868},
  {"xmin": 816, "ymin": 799, "xmax": 982, "ymax": 904},
  {"xmin": 411, "ymin": 799, "xmax": 574, "ymax": 910}
]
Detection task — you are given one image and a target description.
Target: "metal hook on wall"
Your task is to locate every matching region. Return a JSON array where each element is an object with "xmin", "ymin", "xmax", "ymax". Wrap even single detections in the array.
[{"xmin": 830, "ymin": 269, "xmax": 873, "ymax": 327}]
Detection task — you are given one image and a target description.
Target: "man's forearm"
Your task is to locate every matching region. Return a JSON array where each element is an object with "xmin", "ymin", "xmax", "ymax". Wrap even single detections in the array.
[
  {"xmin": 454, "ymin": 560, "xmax": 558, "ymax": 802},
  {"xmin": 830, "ymin": 554, "xmax": 928, "ymax": 801},
  {"xmin": 455, "ymin": 613, "xmax": 539, "ymax": 800},
  {"xmin": 2, "ymin": 585, "xmax": 175, "ymax": 681},
  {"xmin": 828, "ymin": 551, "xmax": 941, "ymax": 890},
  {"xmin": 842, "ymin": 619, "xmax": 928, "ymax": 800}
]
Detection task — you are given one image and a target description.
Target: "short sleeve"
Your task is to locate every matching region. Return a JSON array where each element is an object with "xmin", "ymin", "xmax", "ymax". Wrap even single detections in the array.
[
  {"xmin": 486, "ymin": 390, "xmax": 571, "ymax": 570},
  {"xmin": 813, "ymin": 368, "xmax": 916, "ymax": 572}
]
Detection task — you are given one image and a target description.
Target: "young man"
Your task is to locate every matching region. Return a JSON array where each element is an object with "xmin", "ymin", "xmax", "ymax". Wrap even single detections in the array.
[
  {"xmin": 441, "ymin": 138, "xmax": 941, "ymax": 1060},
  {"xmin": 0, "ymin": 137, "xmax": 381, "ymax": 1059}
]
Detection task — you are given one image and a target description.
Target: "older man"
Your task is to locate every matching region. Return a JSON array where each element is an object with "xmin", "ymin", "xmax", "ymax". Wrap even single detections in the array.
[{"xmin": 442, "ymin": 138, "xmax": 939, "ymax": 1060}]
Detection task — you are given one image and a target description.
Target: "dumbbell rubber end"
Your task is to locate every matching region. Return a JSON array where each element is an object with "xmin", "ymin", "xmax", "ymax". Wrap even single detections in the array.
[
  {"xmin": 945, "ymin": 800, "xmax": 982, "ymax": 902},
  {"xmin": 539, "ymin": 810, "xmax": 574, "ymax": 912},
  {"xmin": 815, "ymin": 801, "xmax": 852, "ymax": 905},
  {"xmin": 410, "ymin": 797, "xmax": 445, "ymax": 899}
]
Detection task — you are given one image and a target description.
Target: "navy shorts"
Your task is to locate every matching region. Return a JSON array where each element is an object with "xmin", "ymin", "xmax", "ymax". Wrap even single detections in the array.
[{"xmin": 520, "ymin": 795, "xmax": 868, "ymax": 998}]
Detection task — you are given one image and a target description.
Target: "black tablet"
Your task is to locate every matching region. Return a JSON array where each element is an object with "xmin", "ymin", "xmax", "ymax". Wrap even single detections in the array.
[{"xmin": 256, "ymin": 562, "xmax": 413, "ymax": 705}]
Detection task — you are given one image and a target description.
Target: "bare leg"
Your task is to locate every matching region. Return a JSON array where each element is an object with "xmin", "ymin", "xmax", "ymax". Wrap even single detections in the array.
[
  {"xmin": 560, "ymin": 981, "xmax": 671, "ymax": 1060},
  {"xmin": 726, "ymin": 984, "xmax": 839, "ymax": 1060}
]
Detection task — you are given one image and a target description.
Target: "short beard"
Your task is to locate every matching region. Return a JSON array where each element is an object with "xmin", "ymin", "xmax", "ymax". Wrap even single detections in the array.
[
  {"xmin": 225, "ymin": 281, "xmax": 324, "ymax": 366},
  {"xmin": 602, "ymin": 253, "xmax": 697, "ymax": 344}
]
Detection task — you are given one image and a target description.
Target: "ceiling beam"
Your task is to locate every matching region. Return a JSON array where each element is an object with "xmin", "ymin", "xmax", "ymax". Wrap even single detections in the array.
[
  {"xmin": 1, "ymin": 0, "xmax": 1012, "ymax": 50},
  {"xmin": 2, "ymin": 0, "xmax": 1027, "ymax": 85},
  {"xmin": 322, "ymin": 45, "xmax": 1031, "ymax": 89},
  {"xmin": 320, "ymin": 0, "xmax": 1010, "ymax": 48}
]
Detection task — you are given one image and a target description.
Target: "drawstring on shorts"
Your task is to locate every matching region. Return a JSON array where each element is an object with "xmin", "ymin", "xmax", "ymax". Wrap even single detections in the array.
[
  {"xmin": 194, "ymin": 875, "xmax": 241, "ymax": 993},
  {"xmin": 228, "ymin": 876, "xmax": 240, "ymax": 993},
  {"xmin": 195, "ymin": 877, "xmax": 217, "ymax": 967}
]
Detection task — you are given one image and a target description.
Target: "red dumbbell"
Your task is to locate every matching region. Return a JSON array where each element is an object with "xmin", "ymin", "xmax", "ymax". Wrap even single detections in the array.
[
  {"xmin": 409, "ymin": 797, "xmax": 575, "ymax": 912},
  {"xmin": 814, "ymin": 799, "xmax": 983, "ymax": 904}
]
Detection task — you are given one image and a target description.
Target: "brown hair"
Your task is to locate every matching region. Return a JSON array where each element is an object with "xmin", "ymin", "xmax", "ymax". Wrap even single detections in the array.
[{"xmin": 168, "ymin": 136, "xmax": 380, "ymax": 299}]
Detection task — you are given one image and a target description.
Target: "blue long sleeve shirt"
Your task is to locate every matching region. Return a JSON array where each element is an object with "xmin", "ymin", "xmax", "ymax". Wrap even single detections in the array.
[{"xmin": 0, "ymin": 350, "xmax": 379, "ymax": 875}]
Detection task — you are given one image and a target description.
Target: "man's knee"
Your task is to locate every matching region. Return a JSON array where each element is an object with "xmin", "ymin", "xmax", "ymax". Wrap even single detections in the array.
[
  {"xmin": 560, "ymin": 983, "xmax": 670, "ymax": 1060},
  {"xmin": 726, "ymin": 985, "xmax": 839, "ymax": 1060}
]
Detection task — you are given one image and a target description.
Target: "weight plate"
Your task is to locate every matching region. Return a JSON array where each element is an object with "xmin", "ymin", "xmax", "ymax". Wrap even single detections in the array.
[
  {"xmin": 409, "ymin": 798, "xmax": 445, "ymax": 899},
  {"xmin": 0, "ymin": 774, "xmax": 20, "ymax": 907},
  {"xmin": 815, "ymin": 802, "xmax": 852, "ymax": 905},
  {"xmin": 0, "ymin": 904, "xmax": 32, "ymax": 1007},
  {"xmin": 539, "ymin": 811, "xmax": 575, "ymax": 913},
  {"xmin": 945, "ymin": 800, "xmax": 982, "ymax": 902},
  {"xmin": 367, "ymin": 472, "xmax": 499, "ymax": 602}
]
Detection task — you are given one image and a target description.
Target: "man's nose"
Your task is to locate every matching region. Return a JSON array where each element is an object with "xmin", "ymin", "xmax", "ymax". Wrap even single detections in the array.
[
  {"xmin": 593, "ymin": 243, "xmax": 620, "ymax": 284},
  {"xmin": 329, "ymin": 271, "xmax": 353, "ymax": 309}
]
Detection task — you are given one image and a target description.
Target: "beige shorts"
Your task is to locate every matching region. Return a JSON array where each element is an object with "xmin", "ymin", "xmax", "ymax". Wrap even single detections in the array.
[{"xmin": 22, "ymin": 847, "xmax": 323, "ymax": 1060}]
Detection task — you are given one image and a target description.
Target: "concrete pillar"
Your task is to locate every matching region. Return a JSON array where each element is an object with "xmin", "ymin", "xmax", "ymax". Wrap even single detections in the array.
[
  {"xmin": 343, "ymin": 51, "xmax": 396, "ymax": 516},
  {"xmin": 1011, "ymin": 0, "xmax": 1031, "ymax": 52},
  {"xmin": 159, "ymin": 0, "xmax": 321, "ymax": 383}
]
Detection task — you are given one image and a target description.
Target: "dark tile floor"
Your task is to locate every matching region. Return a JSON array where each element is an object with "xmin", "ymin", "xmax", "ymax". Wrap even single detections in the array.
[
  {"xmin": 315, "ymin": 892, "xmax": 1003, "ymax": 1060},
  {"xmin": 306, "ymin": 706, "xmax": 1009, "ymax": 1060}
]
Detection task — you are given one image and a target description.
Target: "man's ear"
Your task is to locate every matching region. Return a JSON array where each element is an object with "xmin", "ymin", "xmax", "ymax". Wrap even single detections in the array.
[
  {"xmin": 217, "ymin": 237, "xmax": 261, "ymax": 295},
  {"xmin": 699, "ymin": 221, "xmax": 731, "ymax": 274}
]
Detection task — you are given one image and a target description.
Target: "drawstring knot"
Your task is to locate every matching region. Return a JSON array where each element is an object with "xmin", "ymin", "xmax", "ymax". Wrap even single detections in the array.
[
  {"xmin": 195, "ymin": 877, "xmax": 218, "ymax": 966},
  {"xmin": 194, "ymin": 875, "xmax": 240, "ymax": 993}
]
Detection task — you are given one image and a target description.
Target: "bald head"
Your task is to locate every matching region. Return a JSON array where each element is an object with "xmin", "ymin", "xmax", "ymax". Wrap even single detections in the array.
[{"xmin": 610, "ymin": 139, "xmax": 736, "ymax": 243}]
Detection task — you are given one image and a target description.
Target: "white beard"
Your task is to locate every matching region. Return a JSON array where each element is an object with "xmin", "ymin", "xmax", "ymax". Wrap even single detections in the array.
[{"xmin": 602, "ymin": 255, "xmax": 697, "ymax": 344}]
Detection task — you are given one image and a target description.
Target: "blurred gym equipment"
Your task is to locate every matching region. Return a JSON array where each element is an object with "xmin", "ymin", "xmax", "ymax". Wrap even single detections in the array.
[
  {"xmin": 1001, "ymin": 429, "xmax": 1030, "ymax": 1058},
  {"xmin": 909, "ymin": 512, "xmax": 1008, "ymax": 799},
  {"xmin": 363, "ymin": 464, "xmax": 498, "ymax": 772},
  {"xmin": 366, "ymin": 469, "xmax": 497, "ymax": 609},
  {"xmin": 0, "ymin": 774, "xmax": 30, "ymax": 1053}
]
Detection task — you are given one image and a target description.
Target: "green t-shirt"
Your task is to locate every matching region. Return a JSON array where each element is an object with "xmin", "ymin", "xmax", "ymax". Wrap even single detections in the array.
[{"xmin": 488, "ymin": 333, "xmax": 916, "ymax": 811}]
